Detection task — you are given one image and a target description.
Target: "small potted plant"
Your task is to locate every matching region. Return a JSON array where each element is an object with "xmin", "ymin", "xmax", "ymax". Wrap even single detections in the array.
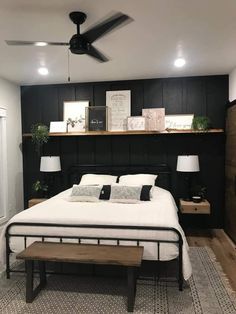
[
  {"xmin": 192, "ymin": 116, "xmax": 210, "ymax": 131},
  {"xmin": 31, "ymin": 123, "xmax": 49, "ymax": 154},
  {"xmin": 191, "ymin": 185, "xmax": 206, "ymax": 202},
  {"xmin": 32, "ymin": 180, "xmax": 48, "ymax": 198}
]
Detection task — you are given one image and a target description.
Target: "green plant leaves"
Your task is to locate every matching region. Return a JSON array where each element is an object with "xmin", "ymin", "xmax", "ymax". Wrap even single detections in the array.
[
  {"xmin": 192, "ymin": 116, "xmax": 210, "ymax": 130},
  {"xmin": 31, "ymin": 123, "xmax": 49, "ymax": 154}
]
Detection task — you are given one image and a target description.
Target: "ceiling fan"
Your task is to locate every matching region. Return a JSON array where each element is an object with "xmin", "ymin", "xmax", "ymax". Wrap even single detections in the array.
[{"xmin": 5, "ymin": 11, "xmax": 132, "ymax": 62}]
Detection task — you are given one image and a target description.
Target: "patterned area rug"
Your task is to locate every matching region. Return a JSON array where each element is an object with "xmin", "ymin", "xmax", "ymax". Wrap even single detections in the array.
[{"xmin": 0, "ymin": 247, "xmax": 236, "ymax": 314}]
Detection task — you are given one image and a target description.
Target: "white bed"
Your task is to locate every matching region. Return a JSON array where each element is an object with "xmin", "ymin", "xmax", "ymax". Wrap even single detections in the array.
[{"xmin": 0, "ymin": 186, "xmax": 192, "ymax": 280}]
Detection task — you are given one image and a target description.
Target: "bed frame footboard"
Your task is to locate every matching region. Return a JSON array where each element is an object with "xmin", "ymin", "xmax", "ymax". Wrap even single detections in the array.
[{"xmin": 5, "ymin": 222, "xmax": 183, "ymax": 290}]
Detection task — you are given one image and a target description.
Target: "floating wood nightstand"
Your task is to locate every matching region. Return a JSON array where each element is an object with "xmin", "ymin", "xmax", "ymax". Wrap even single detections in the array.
[
  {"xmin": 179, "ymin": 199, "xmax": 211, "ymax": 214},
  {"xmin": 28, "ymin": 198, "xmax": 47, "ymax": 208}
]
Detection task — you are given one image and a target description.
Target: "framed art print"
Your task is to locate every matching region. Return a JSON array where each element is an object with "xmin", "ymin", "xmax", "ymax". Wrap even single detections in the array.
[
  {"xmin": 127, "ymin": 116, "xmax": 146, "ymax": 131},
  {"xmin": 165, "ymin": 114, "xmax": 194, "ymax": 130},
  {"xmin": 63, "ymin": 101, "xmax": 89, "ymax": 132},
  {"xmin": 106, "ymin": 90, "xmax": 131, "ymax": 131},
  {"xmin": 86, "ymin": 106, "xmax": 108, "ymax": 131}
]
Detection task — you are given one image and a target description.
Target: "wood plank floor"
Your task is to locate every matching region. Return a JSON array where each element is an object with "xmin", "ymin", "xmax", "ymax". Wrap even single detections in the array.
[{"xmin": 186, "ymin": 229, "xmax": 236, "ymax": 291}]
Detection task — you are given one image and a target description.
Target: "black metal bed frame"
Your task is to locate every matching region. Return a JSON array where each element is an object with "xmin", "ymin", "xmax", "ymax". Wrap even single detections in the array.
[
  {"xmin": 5, "ymin": 222, "xmax": 183, "ymax": 291},
  {"xmin": 5, "ymin": 163, "xmax": 184, "ymax": 290}
]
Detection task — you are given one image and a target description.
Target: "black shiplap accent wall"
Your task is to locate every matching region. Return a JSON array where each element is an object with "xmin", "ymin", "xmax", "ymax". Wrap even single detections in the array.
[{"xmin": 21, "ymin": 75, "xmax": 228, "ymax": 228}]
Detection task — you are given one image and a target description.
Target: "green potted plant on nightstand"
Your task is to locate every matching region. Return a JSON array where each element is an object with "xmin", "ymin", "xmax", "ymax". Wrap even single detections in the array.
[{"xmin": 32, "ymin": 180, "xmax": 48, "ymax": 198}]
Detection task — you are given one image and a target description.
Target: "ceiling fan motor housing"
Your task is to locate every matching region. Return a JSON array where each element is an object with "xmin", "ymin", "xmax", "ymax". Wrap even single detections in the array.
[
  {"xmin": 69, "ymin": 34, "xmax": 90, "ymax": 54},
  {"xmin": 69, "ymin": 12, "xmax": 87, "ymax": 25}
]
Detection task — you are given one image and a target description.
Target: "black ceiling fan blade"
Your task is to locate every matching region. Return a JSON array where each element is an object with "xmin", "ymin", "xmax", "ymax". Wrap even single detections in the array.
[
  {"xmin": 5, "ymin": 40, "xmax": 69, "ymax": 46},
  {"xmin": 86, "ymin": 45, "xmax": 109, "ymax": 62},
  {"xmin": 83, "ymin": 12, "xmax": 132, "ymax": 43}
]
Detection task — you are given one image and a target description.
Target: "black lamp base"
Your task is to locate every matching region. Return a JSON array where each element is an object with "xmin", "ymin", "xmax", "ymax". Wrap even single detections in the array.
[{"xmin": 182, "ymin": 197, "xmax": 192, "ymax": 202}]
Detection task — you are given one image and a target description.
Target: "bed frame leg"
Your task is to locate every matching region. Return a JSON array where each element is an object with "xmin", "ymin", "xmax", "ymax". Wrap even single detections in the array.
[
  {"xmin": 178, "ymin": 277, "xmax": 183, "ymax": 291},
  {"xmin": 178, "ymin": 241, "xmax": 183, "ymax": 291},
  {"xmin": 6, "ymin": 268, "xmax": 10, "ymax": 279},
  {"xmin": 6, "ymin": 235, "xmax": 11, "ymax": 279}
]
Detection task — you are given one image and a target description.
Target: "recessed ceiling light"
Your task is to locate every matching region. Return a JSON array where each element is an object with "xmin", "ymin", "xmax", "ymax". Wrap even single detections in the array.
[
  {"xmin": 38, "ymin": 67, "xmax": 49, "ymax": 75},
  {"xmin": 35, "ymin": 42, "xmax": 48, "ymax": 47},
  {"xmin": 174, "ymin": 58, "xmax": 186, "ymax": 67}
]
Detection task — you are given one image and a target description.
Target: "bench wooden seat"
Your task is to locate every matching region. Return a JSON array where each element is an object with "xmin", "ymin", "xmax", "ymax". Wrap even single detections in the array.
[{"xmin": 17, "ymin": 242, "xmax": 144, "ymax": 312}]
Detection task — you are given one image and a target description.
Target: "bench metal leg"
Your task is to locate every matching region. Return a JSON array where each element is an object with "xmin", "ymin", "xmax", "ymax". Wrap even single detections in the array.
[
  {"xmin": 39, "ymin": 261, "xmax": 47, "ymax": 286},
  {"xmin": 25, "ymin": 260, "xmax": 47, "ymax": 303},
  {"xmin": 127, "ymin": 266, "xmax": 136, "ymax": 312},
  {"xmin": 26, "ymin": 260, "xmax": 34, "ymax": 303}
]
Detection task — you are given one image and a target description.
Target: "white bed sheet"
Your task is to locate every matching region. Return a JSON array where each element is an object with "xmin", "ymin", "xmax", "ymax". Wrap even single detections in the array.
[{"xmin": 0, "ymin": 186, "xmax": 192, "ymax": 280}]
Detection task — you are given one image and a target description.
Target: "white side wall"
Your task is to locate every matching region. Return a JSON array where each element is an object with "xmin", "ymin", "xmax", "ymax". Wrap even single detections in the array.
[
  {"xmin": 229, "ymin": 67, "xmax": 236, "ymax": 101},
  {"xmin": 0, "ymin": 77, "xmax": 23, "ymax": 222}
]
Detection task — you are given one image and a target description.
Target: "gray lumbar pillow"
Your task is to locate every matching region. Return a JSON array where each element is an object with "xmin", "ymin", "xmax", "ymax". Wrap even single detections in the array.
[
  {"xmin": 68, "ymin": 185, "xmax": 102, "ymax": 202},
  {"xmin": 110, "ymin": 185, "xmax": 142, "ymax": 203}
]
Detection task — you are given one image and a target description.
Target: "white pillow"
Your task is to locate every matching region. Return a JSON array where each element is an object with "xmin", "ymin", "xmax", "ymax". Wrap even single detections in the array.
[
  {"xmin": 80, "ymin": 174, "xmax": 118, "ymax": 185},
  {"xmin": 118, "ymin": 174, "xmax": 157, "ymax": 186}
]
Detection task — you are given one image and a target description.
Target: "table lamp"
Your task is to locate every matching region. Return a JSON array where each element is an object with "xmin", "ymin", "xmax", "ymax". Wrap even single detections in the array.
[
  {"xmin": 176, "ymin": 155, "xmax": 200, "ymax": 201},
  {"xmin": 40, "ymin": 156, "xmax": 61, "ymax": 197}
]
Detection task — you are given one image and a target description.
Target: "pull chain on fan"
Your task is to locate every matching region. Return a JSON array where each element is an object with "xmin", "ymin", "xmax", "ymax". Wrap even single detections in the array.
[{"xmin": 67, "ymin": 48, "xmax": 70, "ymax": 82}]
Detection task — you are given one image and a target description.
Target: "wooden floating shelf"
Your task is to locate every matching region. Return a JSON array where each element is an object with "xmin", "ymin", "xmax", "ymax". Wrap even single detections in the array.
[{"xmin": 23, "ymin": 129, "xmax": 224, "ymax": 137}]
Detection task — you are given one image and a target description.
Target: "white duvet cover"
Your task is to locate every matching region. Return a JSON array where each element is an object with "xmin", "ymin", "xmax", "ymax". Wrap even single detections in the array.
[{"xmin": 0, "ymin": 186, "xmax": 192, "ymax": 280}]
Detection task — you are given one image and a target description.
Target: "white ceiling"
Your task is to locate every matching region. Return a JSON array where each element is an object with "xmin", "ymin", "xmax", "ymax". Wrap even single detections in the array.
[{"xmin": 0, "ymin": 0, "xmax": 236, "ymax": 85}]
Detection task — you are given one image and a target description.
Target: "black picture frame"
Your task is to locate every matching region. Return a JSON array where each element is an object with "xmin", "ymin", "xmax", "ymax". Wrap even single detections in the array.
[{"xmin": 86, "ymin": 106, "xmax": 108, "ymax": 131}]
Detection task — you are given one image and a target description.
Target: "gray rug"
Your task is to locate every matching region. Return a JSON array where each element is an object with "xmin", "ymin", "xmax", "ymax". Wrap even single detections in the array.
[{"xmin": 0, "ymin": 247, "xmax": 236, "ymax": 314}]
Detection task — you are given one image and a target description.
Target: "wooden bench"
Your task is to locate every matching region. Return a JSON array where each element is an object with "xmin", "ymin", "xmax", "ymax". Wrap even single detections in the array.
[{"xmin": 17, "ymin": 241, "xmax": 144, "ymax": 312}]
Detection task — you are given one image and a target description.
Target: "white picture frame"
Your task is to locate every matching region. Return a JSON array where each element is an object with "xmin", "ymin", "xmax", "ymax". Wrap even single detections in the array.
[
  {"xmin": 106, "ymin": 90, "xmax": 131, "ymax": 131},
  {"xmin": 49, "ymin": 121, "xmax": 67, "ymax": 133},
  {"xmin": 63, "ymin": 101, "xmax": 89, "ymax": 132},
  {"xmin": 127, "ymin": 116, "xmax": 146, "ymax": 131},
  {"xmin": 165, "ymin": 114, "xmax": 194, "ymax": 130}
]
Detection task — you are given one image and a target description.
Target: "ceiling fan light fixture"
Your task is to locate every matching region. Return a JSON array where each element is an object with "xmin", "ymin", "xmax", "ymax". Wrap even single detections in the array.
[
  {"xmin": 38, "ymin": 67, "xmax": 49, "ymax": 75},
  {"xmin": 35, "ymin": 42, "xmax": 48, "ymax": 47},
  {"xmin": 174, "ymin": 58, "xmax": 186, "ymax": 67}
]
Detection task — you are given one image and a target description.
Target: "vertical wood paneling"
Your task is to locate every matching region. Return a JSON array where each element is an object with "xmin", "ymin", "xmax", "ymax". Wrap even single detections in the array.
[
  {"xmin": 163, "ymin": 78, "xmax": 183, "ymax": 114},
  {"xmin": 94, "ymin": 137, "xmax": 112, "ymax": 164},
  {"xmin": 39, "ymin": 85, "xmax": 59, "ymax": 125},
  {"xmin": 21, "ymin": 75, "xmax": 228, "ymax": 228},
  {"xmin": 77, "ymin": 137, "xmax": 95, "ymax": 164},
  {"xmin": 129, "ymin": 81, "xmax": 144, "ymax": 116},
  {"xmin": 206, "ymin": 76, "xmax": 229, "ymax": 128},
  {"xmin": 93, "ymin": 82, "xmax": 111, "ymax": 107},
  {"xmin": 129, "ymin": 136, "xmax": 148, "ymax": 165},
  {"xmin": 111, "ymin": 137, "xmax": 130, "ymax": 165},
  {"xmin": 21, "ymin": 86, "xmax": 42, "ymax": 132},
  {"xmin": 183, "ymin": 78, "xmax": 206, "ymax": 115},
  {"xmin": 22, "ymin": 140, "xmax": 41, "ymax": 207},
  {"xmin": 75, "ymin": 83, "xmax": 94, "ymax": 104},
  {"xmin": 143, "ymin": 79, "xmax": 163, "ymax": 108},
  {"xmin": 146, "ymin": 136, "xmax": 167, "ymax": 164}
]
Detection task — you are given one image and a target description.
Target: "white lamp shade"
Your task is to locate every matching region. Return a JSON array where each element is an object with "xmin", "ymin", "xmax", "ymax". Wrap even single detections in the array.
[
  {"xmin": 176, "ymin": 155, "xmax": 200, "ymax": 172},
  {"xmin": 40, "ymin": 156, "xmax": 61, "ymax": 172}
]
